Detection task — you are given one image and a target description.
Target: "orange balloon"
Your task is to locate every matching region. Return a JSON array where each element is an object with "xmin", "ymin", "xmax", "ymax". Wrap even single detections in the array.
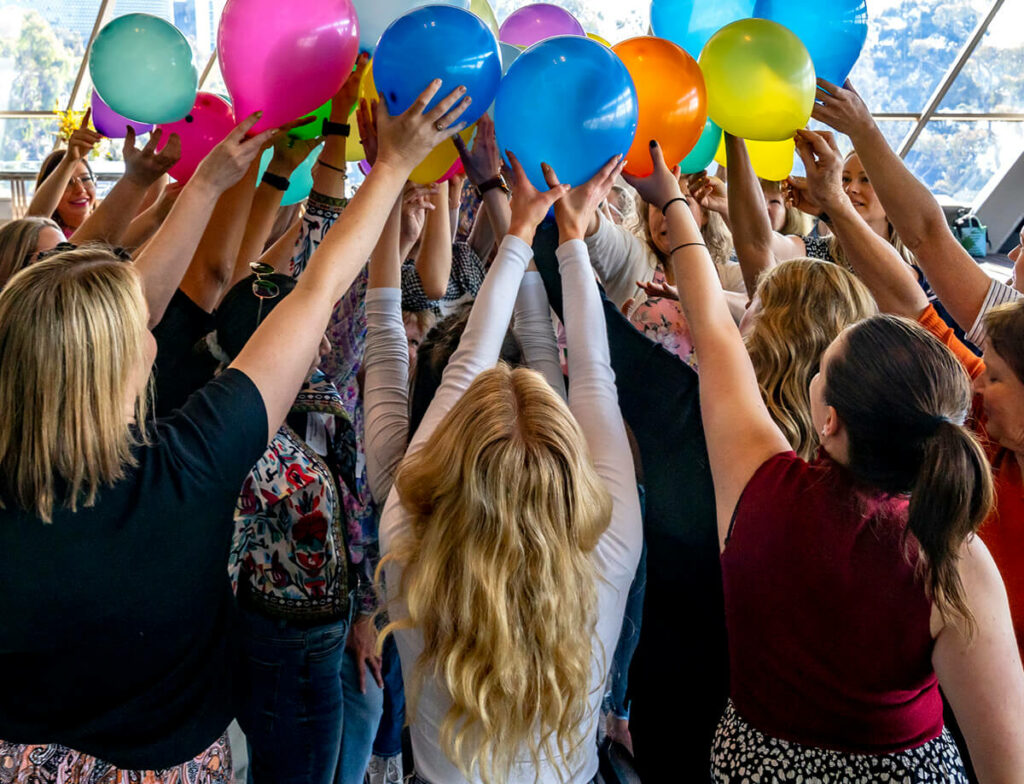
[{"xmin": 613, "ymin": 36, "xmax": 707, "ymax": 177}]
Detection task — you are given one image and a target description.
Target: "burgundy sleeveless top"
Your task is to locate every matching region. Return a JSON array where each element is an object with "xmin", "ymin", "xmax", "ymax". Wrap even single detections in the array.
[{"xmin": 721, "ymin": 451, "xmax": 943, "ymax": 754}]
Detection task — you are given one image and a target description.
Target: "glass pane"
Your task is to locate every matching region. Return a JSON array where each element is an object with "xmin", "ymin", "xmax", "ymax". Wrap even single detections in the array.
[
  {"xmin": 847, "ymin": 0, "xmax": 991, "ymax": 114},
  {"xmin": 0, "ymin": 1, "xmax": 103, "ymax": 111},
  {"xmin": 492, "ymin": 0, "xmax": 649, "ymax": 45},
  {"xmin": 0, "ymin": 115, "xmax": 60, "ymax": 166},
  {"xmin": 938, "ymin": 1, "xmax": 1024, "ymax": 113},
  {"xmin": 904, "ymin": 119, "xmax": 1024, "ymax": 203}
]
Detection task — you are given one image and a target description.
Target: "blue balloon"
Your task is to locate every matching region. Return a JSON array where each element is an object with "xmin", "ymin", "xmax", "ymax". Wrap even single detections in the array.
[
  {"xmin": 374, "ymin": 5, "xmax": 501, "ymax": 128},
  {"xmin": 679, "ymin": 118, "xmax": 722, "ymax": 174},
  {"xmin": 352, "ymin": 0, "xmax": 470, "ymax": 54},
  {"xmin": 257, "ymin": 144, "xmax": 324, "ymax": 207},
  {"xmin": 650, "ymin": 0, "xmax": 756, "ymax": 59},
  {"xmin": 754, "ymin": 0, "xmax": 867, "ymax": 86},
  {"xmin": 495, "ymin": 36, "xmax": 638, "ymax": 190}
]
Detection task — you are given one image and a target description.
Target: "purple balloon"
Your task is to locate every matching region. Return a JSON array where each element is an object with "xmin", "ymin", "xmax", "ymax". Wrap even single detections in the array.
[
  {"xmin": 499, "ymin": 3, "xmax": 584, "ymax": 47},
  {"xmin": 90, "ymin": 90, "xmax": 154, "ymax": 138}
]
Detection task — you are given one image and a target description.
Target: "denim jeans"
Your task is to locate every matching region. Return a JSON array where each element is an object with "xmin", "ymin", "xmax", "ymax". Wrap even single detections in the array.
[
  {"xmin": 237, "ymin": 607, "xmax": 383, "ymax": 784},
  {"xmin": 372, "ymin": 634, "xmax": 406, "ymax": 758},
  {"xmin": 605, "ymin": 541, "xmax": 647, "ymax": 720}
]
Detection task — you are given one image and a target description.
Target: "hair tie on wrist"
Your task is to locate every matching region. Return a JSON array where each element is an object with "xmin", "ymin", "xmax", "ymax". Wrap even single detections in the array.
[
  {"xmin": 669, "ymin": 242, "xmax": 707, "ymax": 255},
  {"xmin": 260, "ymin": 171, "xmax": 290, "ymax": 191},
  {"xmin": 316, "ymin": 158, "xmax": 347, "ymax": 174},
  {"xmin": 662, "ymin": 197, "xmax": 686, "ymax": 216}
]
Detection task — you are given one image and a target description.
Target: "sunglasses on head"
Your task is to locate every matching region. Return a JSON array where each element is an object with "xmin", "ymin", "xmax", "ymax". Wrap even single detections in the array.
[{"xmin": 249, "ymin": 261, "xmax": 280, "ymax": 325}]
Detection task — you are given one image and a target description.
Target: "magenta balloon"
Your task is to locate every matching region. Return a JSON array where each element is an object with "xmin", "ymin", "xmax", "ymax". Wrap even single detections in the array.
[
  {"xmin": 90, "ymin": 90, "xmax": 154, "ymax": 138},
  {"xmin": 157, "ymin": 93, "xmax": 236, "ymax": 183},
  {"xmin": 217, "ymin": 0, "xmax": 360, "ymax": 135},
  {"xmin": 498, "ymin": 3, "xmax": 584, "ymax": 47}
]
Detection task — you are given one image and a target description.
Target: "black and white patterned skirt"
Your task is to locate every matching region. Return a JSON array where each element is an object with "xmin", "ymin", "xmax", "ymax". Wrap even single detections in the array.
[{"xmin": 711, "ymin": 700, "xmax": 968, "ymax": 783}]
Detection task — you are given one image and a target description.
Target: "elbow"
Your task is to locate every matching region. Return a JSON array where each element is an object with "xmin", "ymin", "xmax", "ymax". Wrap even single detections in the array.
[{"xmin": 421, "ymin": 282, "xmax": 447, "ymax": 301}]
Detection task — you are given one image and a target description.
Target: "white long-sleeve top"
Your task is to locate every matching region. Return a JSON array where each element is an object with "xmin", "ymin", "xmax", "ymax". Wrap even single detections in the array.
[{"xmin": 377, "ymin": 235, "xmax": 643, "ymax": 784}]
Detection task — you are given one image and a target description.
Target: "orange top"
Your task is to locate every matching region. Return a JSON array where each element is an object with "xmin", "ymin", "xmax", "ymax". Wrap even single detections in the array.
[{"xmin": 918, "ymin": 305, "xmax": 1024, "ymax": 658}]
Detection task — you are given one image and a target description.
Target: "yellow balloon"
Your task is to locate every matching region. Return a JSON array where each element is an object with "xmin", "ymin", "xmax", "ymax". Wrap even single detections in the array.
[
  {"xmin": 714, "ymin": 136, "xmax": 795, "ymax": 181},
  {"xmin": 345, "ymin": 127, "xmax": 365, "ymax": 162},
  {"xmin": 410, "ymin": 127, "xmax": 475, "ymax": 185},
  {"xmin": 699, "ymin": 18, "xmax": 815, "ymax": 142},
  {"xmin": 587, "ymin": 32, "xmax": 611, "ymax": 47},
  {"xmin": 358, "ymin": 61, "xmax": 377, "ymax": 105},
  {"xmin": 470, "ymin": 0, "xmax": 500, "ymax": 41}
]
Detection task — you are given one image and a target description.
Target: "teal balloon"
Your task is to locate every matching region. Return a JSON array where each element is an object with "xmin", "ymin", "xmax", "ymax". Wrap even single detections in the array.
[
  {"xmin": 258, "ymin": 144, "xmax": 325, "ymax": 206},
  {"xmin": 90, "ymin": 14, "xmax": 198, "ymax": 125},
  {"xmin": 679, "ymin": 118, "xmax": 722, "ymax": 174}
]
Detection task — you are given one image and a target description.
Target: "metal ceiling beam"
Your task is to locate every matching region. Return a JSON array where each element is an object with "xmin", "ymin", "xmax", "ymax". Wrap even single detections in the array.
[
  {"xmin": 877, "ymin": 112, "xmax": 1024, "ymax": 122},
  {"xmin": 896, "ymin": 0, "xmax": 1006, "ymax": 158},
  {"xmin": 65, "ymin": 0, "xmax": 117, "ymax": 113}
]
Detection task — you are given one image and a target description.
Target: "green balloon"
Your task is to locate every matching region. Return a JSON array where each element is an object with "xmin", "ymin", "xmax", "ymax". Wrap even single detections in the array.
[
  {"xmin": 289, "ymin": 101, "xmax": 331, "ymax": 140},
  {"xmin": 679, "ymin": 118, "xmax": 722, "ymax": 175},
  {"xmin": 90, "ymin": 14, "xmax": 198, "ymax": 125}
]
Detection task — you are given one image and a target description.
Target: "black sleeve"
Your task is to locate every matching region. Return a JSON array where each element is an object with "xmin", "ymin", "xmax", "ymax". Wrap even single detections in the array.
[
  {"xmin": 153, "ymin": 368, "xmax": 269, "ymax": 495},
  {"xmin": 151, "ymin": 289, "xmax": 218, "ymax": 417}
]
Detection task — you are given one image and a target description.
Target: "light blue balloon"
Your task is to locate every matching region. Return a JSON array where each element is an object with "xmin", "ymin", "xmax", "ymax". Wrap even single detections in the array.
[
  {"xmin": 374, "ymin": 5, "xmax": 501, "ymax": 128},
  {"xmin": 650, "ymin": 0, "xmax": 756, "ymax": 59},
  {"xmin": 500, "ymin": 42, "xmax": 521, "ymax": 75},
  {"xmin": 353, "ymin": 0, "xmax": 470, "ymax": 54},
  {"xmin": 89, "ymin": 13, "xmax": 198, "ymax": 125},
  {"xmin": 495, "ymin": 36, "xmax": 638, "ymax": 190},
  {"xmin": 258, "ymin": 144, "xmax": 324, "ymax": 207},
  {"xmin": 679, "ymin": 118, "xmax": 722, "ymax": 174},
  {"xmin": 754, "ymin": 0, "xmax": 867, "ymax": 86}
]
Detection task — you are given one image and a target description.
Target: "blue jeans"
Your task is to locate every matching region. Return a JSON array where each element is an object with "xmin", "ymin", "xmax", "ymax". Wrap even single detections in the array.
[
  {"xmin": 237, "ymin": 607, "xmax": 383, "ymax": 784},
  {"xmin": 372, "ymin": 634, "xmax": 405, "ymax": 758},
  {"xmin": 606, "ymin": 542, "xmax": 647, "ymax": 720}
]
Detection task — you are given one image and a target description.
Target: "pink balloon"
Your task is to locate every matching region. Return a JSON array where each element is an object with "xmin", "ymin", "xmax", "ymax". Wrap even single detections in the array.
[
  {"xmin": 157, "ymin": 93, "xmax": 236, "ymax": 183},
  {"xmin": 218, "ymin": 0, "xmax": 360, "ymax": 135},
  {"xmin": 498, "ymin": 3, "xmax": 584, "ymax": 48},
  {"xmin": 438, "ymin": 157, "xmax": 464, "ymax": 183},
  {"xmin": 91, "ymin": 90, "xmax": 154, "ymax": 138}
]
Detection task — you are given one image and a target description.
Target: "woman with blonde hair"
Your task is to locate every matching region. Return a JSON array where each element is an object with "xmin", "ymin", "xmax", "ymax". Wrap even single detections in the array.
[
  {"xmin": 0, "ymin": 83, "xmax": 471, "ymax": 782},
  {"xmin": 377, "ymin": 150, "xmax": 642, "ymax": 784},
  {"xmin": 0, "ymin": 216, "xmax": 63, "ymax": 287}
]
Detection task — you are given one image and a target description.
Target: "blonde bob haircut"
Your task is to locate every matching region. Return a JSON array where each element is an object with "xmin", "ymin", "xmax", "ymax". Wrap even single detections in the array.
[
  {"xmin": 0, "ymin": 216, "xmax": 62, "ymax": 289},
  {"xmin": 381, "ymin": 363, "xmax": 612, "ymax": 784},
  {"xmin": 746, "ymin": 258, "xmax": 878, "ymax": 460},
  {"xmin": 0, "ymin": 248, "xmax": 151, "ymax": 522}
]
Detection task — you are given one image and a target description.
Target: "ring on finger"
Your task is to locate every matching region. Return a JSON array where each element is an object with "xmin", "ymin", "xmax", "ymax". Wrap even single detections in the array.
[{"xmin": 435, "ymin": 120, "xmax": 447, "ymax": 132}]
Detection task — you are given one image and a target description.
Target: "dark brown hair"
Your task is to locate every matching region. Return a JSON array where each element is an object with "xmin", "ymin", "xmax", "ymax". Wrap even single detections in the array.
[
  {"xmin": 824, "ymin": 315, "xmax": 994, "ymax": 631},
  {"xmin": 984, "ymin": 300, "xmax": 1024, "ymax": 384}
]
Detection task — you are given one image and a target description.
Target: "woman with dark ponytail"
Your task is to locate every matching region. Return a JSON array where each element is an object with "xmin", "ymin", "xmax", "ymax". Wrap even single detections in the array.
[{"xmin": 622, "ymin": 139, "xmax": 1024, "ymax": 782}]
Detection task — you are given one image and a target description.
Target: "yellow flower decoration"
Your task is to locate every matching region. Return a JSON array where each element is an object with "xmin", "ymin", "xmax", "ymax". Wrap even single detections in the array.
[{"xmin": 53, "ymin": 103, "xmax": 90, "ymax": 143}]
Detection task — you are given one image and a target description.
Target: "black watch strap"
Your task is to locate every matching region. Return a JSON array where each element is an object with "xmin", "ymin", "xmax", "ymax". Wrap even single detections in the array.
[
  {"xmin": 322, "ymin": 120, "xmax": 350, "ymax": 137},
  {"xmin": 475, "ymin": 175, "xmax": 508, "ymax": 197},
  {"xmin": 261, "ymin": 171, "xmax": 290, "ymax": 191}
]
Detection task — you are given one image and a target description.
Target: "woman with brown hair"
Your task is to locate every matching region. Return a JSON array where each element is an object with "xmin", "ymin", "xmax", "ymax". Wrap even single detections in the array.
[
  {"xmin": 624, "ymin": 138, "xmax": 1024, "ymax": 781},
  {"xmin": 0, "ymin": 216, "xmax": 63, "ymax": 287},
  {"xmin": 0, "ymin": 83, "xmax": 471, "ymax": 782}
]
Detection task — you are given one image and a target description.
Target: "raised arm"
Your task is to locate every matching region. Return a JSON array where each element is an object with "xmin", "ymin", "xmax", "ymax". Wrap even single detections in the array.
[
  {"xmin": 28, "ymin": 110, "xmax": 102, "ymax": 219},
  {"xmin": 404, "ymin": 149, "xmax": 568, "ymax": 454},
  {"xmin": 70, "ymin": 128, "xmax": 181, "ymax": 247},
  {"xmin": 624, "ymin": 142, "xmax": 791, "ymax": 550},
  {"xmin": 795, "ymin": 130, "xmax": 926, "ymax": 317},
  {"xmin": 934, "ymin": 537, "xmax": 1024, "ymax": 784},
  {"xmin": 723, "ymin": 134, "xmax": 779, "ymax": 297},
  {"xmin": 231, "ymin": 80, "xmax": 472, "ymax": 439},
  {"xmin": 813, "ymin": 78, "xmax": 990, "ymax": 330},
  {"xmin": 455, "ymin": 112, "xmax": 511, "ymax": 251},
  {"xmin": 134, "ymin": 114, "xmax": 275, "ymax": 326},
  {"xmin": 513, "ymin": 267, "xmax": 565, "ymax": 400},
  {"xmin": 364, "ymin": 196, "xmax": 410, "ymax": 503},
  {"xmin": 119, "ymin": 180, "xmax": 183, "ymax": 251},
  {"xmin": 544, "ymin": 155, "xmax": 643, "ymax": 577},
  {"xmin": 413, "ymin": 181, "xmax": 453, "ymax": 300}
]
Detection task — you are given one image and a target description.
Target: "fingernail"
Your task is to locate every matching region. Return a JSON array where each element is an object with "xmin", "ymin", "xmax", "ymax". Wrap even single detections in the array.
[
  {"xmin": 432, "ymin": 78, "xmax": 442, "ymax": 86},
  {"xmin": 649, "ymin": 140, "xmax": 657, "ymax": 148},
  {"xmin": 458, "ymin": 85, "xmax": 467, "ymax": 93}
]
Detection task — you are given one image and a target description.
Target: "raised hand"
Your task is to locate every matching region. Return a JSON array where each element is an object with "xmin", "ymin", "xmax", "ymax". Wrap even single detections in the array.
[
  {"xmin": 400, "ymin": 182, "xmax": 438, "ymax": 251},
  {"xmin": 67, "ymin": 108, "xmax": 103, "ymax": 161},
  {"xmin": 453, "ymin": 112, "xmax": 500, "ymax": 187},
  {"xmin": 812, "ymin": 79, "xmax": 876, "ymax": 142},
  {"xmin": 122, "ymin": 127, "xmax": 181, "ymax": 188},
  {"xmin": 784, "ymin": 175, "xmax": 824, "ymax": 217},
  {"xmin": 505, "ymin": 150, "xmax": 568, "ymax": 243},
  {"xmin": 269, "ymin": 131, "xmax": 323, "ymax": 175},
  {"xmin": 543, "ymin": 154, "xmax": 624, "ymax": 242},
  {"xmin": 356, "ymin": 97, "xmax": 379, "ymax": 167},
  {"xmin": 333, "ymin": 53, "xmax": 370, "ymax": 121},
  {"xmin": 637, "ymin": 278, "xmax": 679, "ymax": 301},
  {"xmin": 193, "ymin": 111, "xmax": 278, "ymax": 193},
  {"xmin": 621, "ymin": 140, "xmax": 684, "ymax": 215},
  {"xmin": 376, "ymin": 80, "xmax": 471, "ymax": 176},
  {"xmin": 686, "ymin": 171, "xmax": 728, "ymax": 215},
  {"xmin": 793, "ymin": 130, "xmax": 847, "ymax": 213}
]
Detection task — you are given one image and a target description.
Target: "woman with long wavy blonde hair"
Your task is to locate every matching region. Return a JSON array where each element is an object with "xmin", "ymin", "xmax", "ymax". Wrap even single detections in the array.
[
  {"xmin": 377, "ymin": 152, "xmax": 642, "ymax": 784},
  {"xmin": 744, "ymin": 259, "xmax": 878, "ymax": 459}
]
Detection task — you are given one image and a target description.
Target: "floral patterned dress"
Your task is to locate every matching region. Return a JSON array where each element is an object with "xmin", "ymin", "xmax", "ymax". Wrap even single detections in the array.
[{"xmin": 628, "ymin": 266, "xmax": 696, "ymax": 365}]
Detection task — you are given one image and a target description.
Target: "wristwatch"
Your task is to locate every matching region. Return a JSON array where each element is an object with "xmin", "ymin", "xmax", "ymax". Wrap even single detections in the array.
[
  {"xmin": 322, "ymin": 120, "xmax": 350, "ymax": 138},
  {"xmin": 260, "ymin": 171, "xmax": 290, "ymax": 191},
  {"xmin": 475, "ymin": 174, "xmax": 509, "ymax": 198}
]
